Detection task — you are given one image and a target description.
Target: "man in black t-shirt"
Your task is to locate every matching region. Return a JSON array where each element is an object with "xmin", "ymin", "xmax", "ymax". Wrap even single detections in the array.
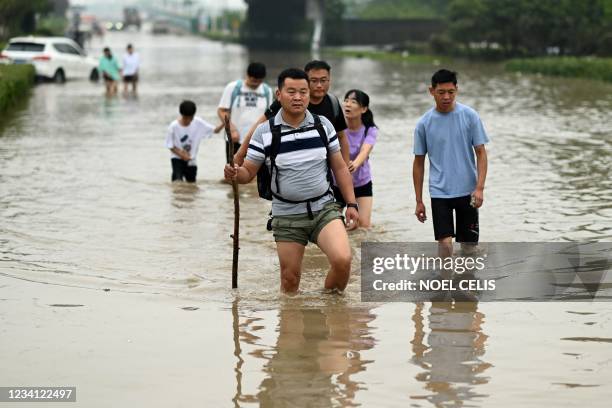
[{"xmin": 233, "ymin": 60, "xmax": 350, "ymax": 165}]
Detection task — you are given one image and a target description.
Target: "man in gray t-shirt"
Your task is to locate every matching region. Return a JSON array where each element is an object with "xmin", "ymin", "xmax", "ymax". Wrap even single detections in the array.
[{"xmin": 224, "ymin": 68, "xmax": 359, "ymax": 293}]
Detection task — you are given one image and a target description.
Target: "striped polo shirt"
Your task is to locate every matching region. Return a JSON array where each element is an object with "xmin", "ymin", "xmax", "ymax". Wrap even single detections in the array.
[{"xmin": 246, "ymin": 110, "xmax": 340, "ymax": 216}]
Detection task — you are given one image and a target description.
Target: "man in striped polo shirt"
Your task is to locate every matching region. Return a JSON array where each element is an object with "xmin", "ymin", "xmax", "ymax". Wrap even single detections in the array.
[{"xmin": 224, "ymin": 68, "xmax": 359, "ymax": 293}]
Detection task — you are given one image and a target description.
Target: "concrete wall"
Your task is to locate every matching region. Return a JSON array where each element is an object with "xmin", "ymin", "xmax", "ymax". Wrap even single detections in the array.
[{"xmin": 242, "ymin": 0, "xmax": 312, "ymax": 49}]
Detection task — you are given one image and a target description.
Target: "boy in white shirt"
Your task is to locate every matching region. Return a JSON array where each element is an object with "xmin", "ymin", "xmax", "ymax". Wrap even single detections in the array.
[
  {"xmin": 165, "ymin": 100, "xmax": 214, "ymax": 182},
  {"xmin": 122, "ymin": 44, "xmax": 140, "ymax": 93}
]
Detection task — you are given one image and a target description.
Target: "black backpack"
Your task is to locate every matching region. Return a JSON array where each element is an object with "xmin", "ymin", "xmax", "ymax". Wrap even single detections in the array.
[{"xmin": 256, "ymin": 115, "xmax": 333, "ymax": 219}]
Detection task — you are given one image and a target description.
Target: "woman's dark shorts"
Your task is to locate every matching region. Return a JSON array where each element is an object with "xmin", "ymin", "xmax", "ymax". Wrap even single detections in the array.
[{"xmin": 332, "ymin": 181, "xmax": 373, "ymax": 207}]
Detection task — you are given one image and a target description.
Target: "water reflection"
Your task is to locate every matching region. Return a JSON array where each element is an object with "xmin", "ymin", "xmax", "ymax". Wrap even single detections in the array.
[
  {"xmin": 170, "ymin": 181, "xmax": 200, "ymax": 207},
  {"xmin": 410, "ymin": 302, "xmax": 491, "ymax": 406},
  {"xmin": 232, "ymin": 299, "xmax": 376, "ymax": 407},
  {"xmin": 101, "ymin": 93, "xmax": 120, "ymax": 118}
]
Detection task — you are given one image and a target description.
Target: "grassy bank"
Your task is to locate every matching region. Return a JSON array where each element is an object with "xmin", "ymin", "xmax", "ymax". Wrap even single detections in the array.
[
  {"xmin": 0, "ymin": 64, "xmax": 35, "ymax": 114},
  {"xmin": 201, "ymin": 31, "xmax": 240, "ymax": 43},
  {"xmin": 506, "ymin": 57, "xmax": 612, "ymax": 83},
  {"xmin": 329, "ymin": 48, "xmax": 448, "ymax": 64}
]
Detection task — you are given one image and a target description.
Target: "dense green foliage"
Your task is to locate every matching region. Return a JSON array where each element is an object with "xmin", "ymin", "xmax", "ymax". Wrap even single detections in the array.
[
  {"xmin": 0, "ymin": 0, "xmax": 51, "ymax": 40},
  {"xmin": 348, "ymin": 0, "xmax": 611, "ymax": 57},
  {"xmin": 325, "ymin": 0, "xmax": 347, "ymax": 22},
  {"xmin": 506, "ymin": 57, "xmax": 612, "ymax": 82},
  {"xmin": 0, "ymin": 64, "xmax": 35, "ymax": 114},
  {"xmin": 338, "ymin": 1, "xmax": 612, "ymax": 82},
  {"xmin": 447, "ymin": 0, "xmax": 610, "ymax": 57},
  {"xmin": 35, "ymin": 16, "xmax": 67, "ymax": 37}
]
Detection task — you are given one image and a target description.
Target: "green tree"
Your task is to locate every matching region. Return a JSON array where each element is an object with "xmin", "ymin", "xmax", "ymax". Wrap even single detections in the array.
[
  {"xmin": 447, "ymin": 0, "xmax": 608, "ymax": 57},
  {"xmin": 0, "ymin": 0, "xmax": 51, "ymax": 40},
  {"xmin": 325, "ymin": 0, "xmax": 346, "ymax": 24},
  {"xmin": 447, "ymin": 0, "xmax": 486, "ymax": 50}
]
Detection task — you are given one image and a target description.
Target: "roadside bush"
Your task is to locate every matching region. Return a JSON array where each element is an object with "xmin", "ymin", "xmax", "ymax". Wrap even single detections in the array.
[
  {"xmin": 506, "ymin": 57, "xmax": 612, "ymax": 82},
  {"xmin": 0, "ymin": 64, "xmax": 35, "ymax": 114}
]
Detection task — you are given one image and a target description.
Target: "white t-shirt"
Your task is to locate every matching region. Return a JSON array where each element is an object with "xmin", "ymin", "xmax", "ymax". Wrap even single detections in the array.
[
  {"xmin": 218, "ymin": 80, "xmax": 271, "ymax": 143},
  {"xmin": 165, "ymin": 117, "xmax": 214, "ymax": 166},
  {"xmin": 122, "ymin": 52, "xmax": 140, "ymax": 76}
]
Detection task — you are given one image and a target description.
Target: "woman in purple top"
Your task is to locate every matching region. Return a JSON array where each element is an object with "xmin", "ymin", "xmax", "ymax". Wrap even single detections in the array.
[{"xmin": 332, "ymin": 89, "xmax": 378, "ymax": 228}]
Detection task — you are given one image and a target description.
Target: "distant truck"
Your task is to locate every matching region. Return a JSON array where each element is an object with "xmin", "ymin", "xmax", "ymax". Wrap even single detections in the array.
[
  {"xmin": 152, "ymin": 19, "xmax": 171, "ymax": 35},
  {"xmin": 123, "ymin": 7, "xmax": 141, "ymax": 30}
]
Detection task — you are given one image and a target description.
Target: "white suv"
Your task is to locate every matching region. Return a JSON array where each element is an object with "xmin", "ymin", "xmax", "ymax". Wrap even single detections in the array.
[{"xmin": 0, "ymin": 36, "xmax": 99, "ymax": 83}]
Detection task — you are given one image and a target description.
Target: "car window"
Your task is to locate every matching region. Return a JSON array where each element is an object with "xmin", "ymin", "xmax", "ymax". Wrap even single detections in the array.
[
  {"xmin": 64, "ymin": 44, "xmax": 82, "ymax": 55},
  {"xmin": 6, "ymin": 42, "xmax": 45, "ymax": 52},
  {"xmin": 53, "ymin": 43, "xmax": 72, "ymax": 54},
  {"xmin": 53, "ymin": 44, "xmax": 66, "ymax": 53}
]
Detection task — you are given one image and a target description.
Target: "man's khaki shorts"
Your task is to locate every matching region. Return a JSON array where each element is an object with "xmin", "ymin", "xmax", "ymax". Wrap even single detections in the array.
[{"xmin": 271, "ymin": 202, "xmax": 343, "ymax": 246}]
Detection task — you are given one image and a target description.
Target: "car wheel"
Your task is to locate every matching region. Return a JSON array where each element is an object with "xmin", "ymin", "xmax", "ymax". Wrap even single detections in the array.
[
  {"xmin": 89, "ymin": 68, "xmax": 99, "ymax": 82},
  {"xmin": 53, "ymin": 69, "xmax": 66, "ymax": 84}
]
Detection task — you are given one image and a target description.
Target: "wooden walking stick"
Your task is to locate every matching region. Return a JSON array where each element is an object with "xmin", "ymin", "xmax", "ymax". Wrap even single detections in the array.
[{"xmin": 225, "ymin": 115, "xmax": 240, "ymax": 288}]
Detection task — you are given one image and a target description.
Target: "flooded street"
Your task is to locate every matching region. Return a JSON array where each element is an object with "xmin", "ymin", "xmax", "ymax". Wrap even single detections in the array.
[{"xmin": 1, "ymin": 29, "xmax": 611, "ymax": 407}]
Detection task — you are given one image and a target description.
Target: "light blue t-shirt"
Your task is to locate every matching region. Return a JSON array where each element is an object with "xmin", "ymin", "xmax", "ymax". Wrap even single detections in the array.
[{"xmin": 413, "ymin": 102, "xmax": 489, "ymax": 198}]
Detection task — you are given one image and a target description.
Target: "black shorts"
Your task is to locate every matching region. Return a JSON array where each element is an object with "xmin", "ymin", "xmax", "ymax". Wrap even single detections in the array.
[
  {"xmin": 332, "ymin": 181, "xmax": 373, "ymax": 207},
  {"xmin": 225, "ymin": 141, "xmax": 241, "ymax": 164},
  {"xmin": 171, "ymin": 158, "xmax": 197, "ymax": 182},
  {"xmin": 102, "ymin": 72, "xmax": 116, "ymax": 82},
  {"xmin": 431, "ymin": 195, "xmax": 479, "ymax": 243},
  {"xmin": 123, "ymin": 74, "xmax": 138, "ymax": 83}
]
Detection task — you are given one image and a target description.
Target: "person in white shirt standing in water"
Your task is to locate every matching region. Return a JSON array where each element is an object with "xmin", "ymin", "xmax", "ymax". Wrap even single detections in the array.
[
  {"xmin": 165, "ymin": 100, "xmax": 215, "ymax": 183},
  {"xmin": 217, "ymin": 62, "xmax": 272, "ymax": 163},
  {"xmin": 122, "ymin": 44, "xmax": 140, "ymax": 94}
]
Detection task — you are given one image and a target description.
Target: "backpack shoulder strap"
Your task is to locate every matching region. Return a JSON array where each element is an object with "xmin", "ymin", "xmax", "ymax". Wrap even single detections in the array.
[
  {"xmin": 327, "ymin": 93, "xmax": 341, "ymax": 121},
  {"xmin": 313, "ymin": 114, "xmax": 334, "ymax": 187},
  {"xmin": 267, "ymin": 117, "xmax": 282, "ymax": 158},
  {"xmin": 230, "ymin": 79, "xmax": 243, "ymax": 110},
  {"xmin": 268, "ymin": 117, "xmax": 282, "ymax": 194},
  {"xmin": 313, "ymin": 114, "xmax": 329, "ymax": 150}
]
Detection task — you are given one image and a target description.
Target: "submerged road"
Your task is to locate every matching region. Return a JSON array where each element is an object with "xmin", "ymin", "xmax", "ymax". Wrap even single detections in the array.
[{"xmin": 1, "ymin": 28, "xmax": 611, "ymax": 407}]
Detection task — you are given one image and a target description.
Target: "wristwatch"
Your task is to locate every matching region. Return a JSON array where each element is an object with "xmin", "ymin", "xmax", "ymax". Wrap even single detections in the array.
[{"xmin": 346, "ymin": 203, "xmax": 359, "ymax": 211}]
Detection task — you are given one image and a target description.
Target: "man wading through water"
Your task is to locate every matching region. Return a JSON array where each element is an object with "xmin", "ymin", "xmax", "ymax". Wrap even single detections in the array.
[
  {"xmin": 413, "ymin": 69, "xmax": 489, "ymax": 259},
  {"xmin": 224, "ymin": 68, "xmax": 359, "ymax": 293}
]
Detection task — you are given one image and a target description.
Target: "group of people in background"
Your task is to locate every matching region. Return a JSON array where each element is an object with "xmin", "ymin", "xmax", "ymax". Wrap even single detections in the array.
[
  {"xmin": 97, "ymin": 44, "xmax": 140, "ymax": 95},
  {"xmin": 165, "ymin": 60, "xmax": 489, "ymax": 294}
]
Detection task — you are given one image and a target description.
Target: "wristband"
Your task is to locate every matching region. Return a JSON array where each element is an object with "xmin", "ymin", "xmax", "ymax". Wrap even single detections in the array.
[{"xmin": 346, "ymin": 203, "xmax": 359, "ymax": 212}]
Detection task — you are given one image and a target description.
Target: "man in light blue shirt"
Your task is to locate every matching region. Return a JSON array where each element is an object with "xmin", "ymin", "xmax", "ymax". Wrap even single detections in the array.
[{"xmin": 413, "ymin": 69, "xmax": 489, "ymax": 255}]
